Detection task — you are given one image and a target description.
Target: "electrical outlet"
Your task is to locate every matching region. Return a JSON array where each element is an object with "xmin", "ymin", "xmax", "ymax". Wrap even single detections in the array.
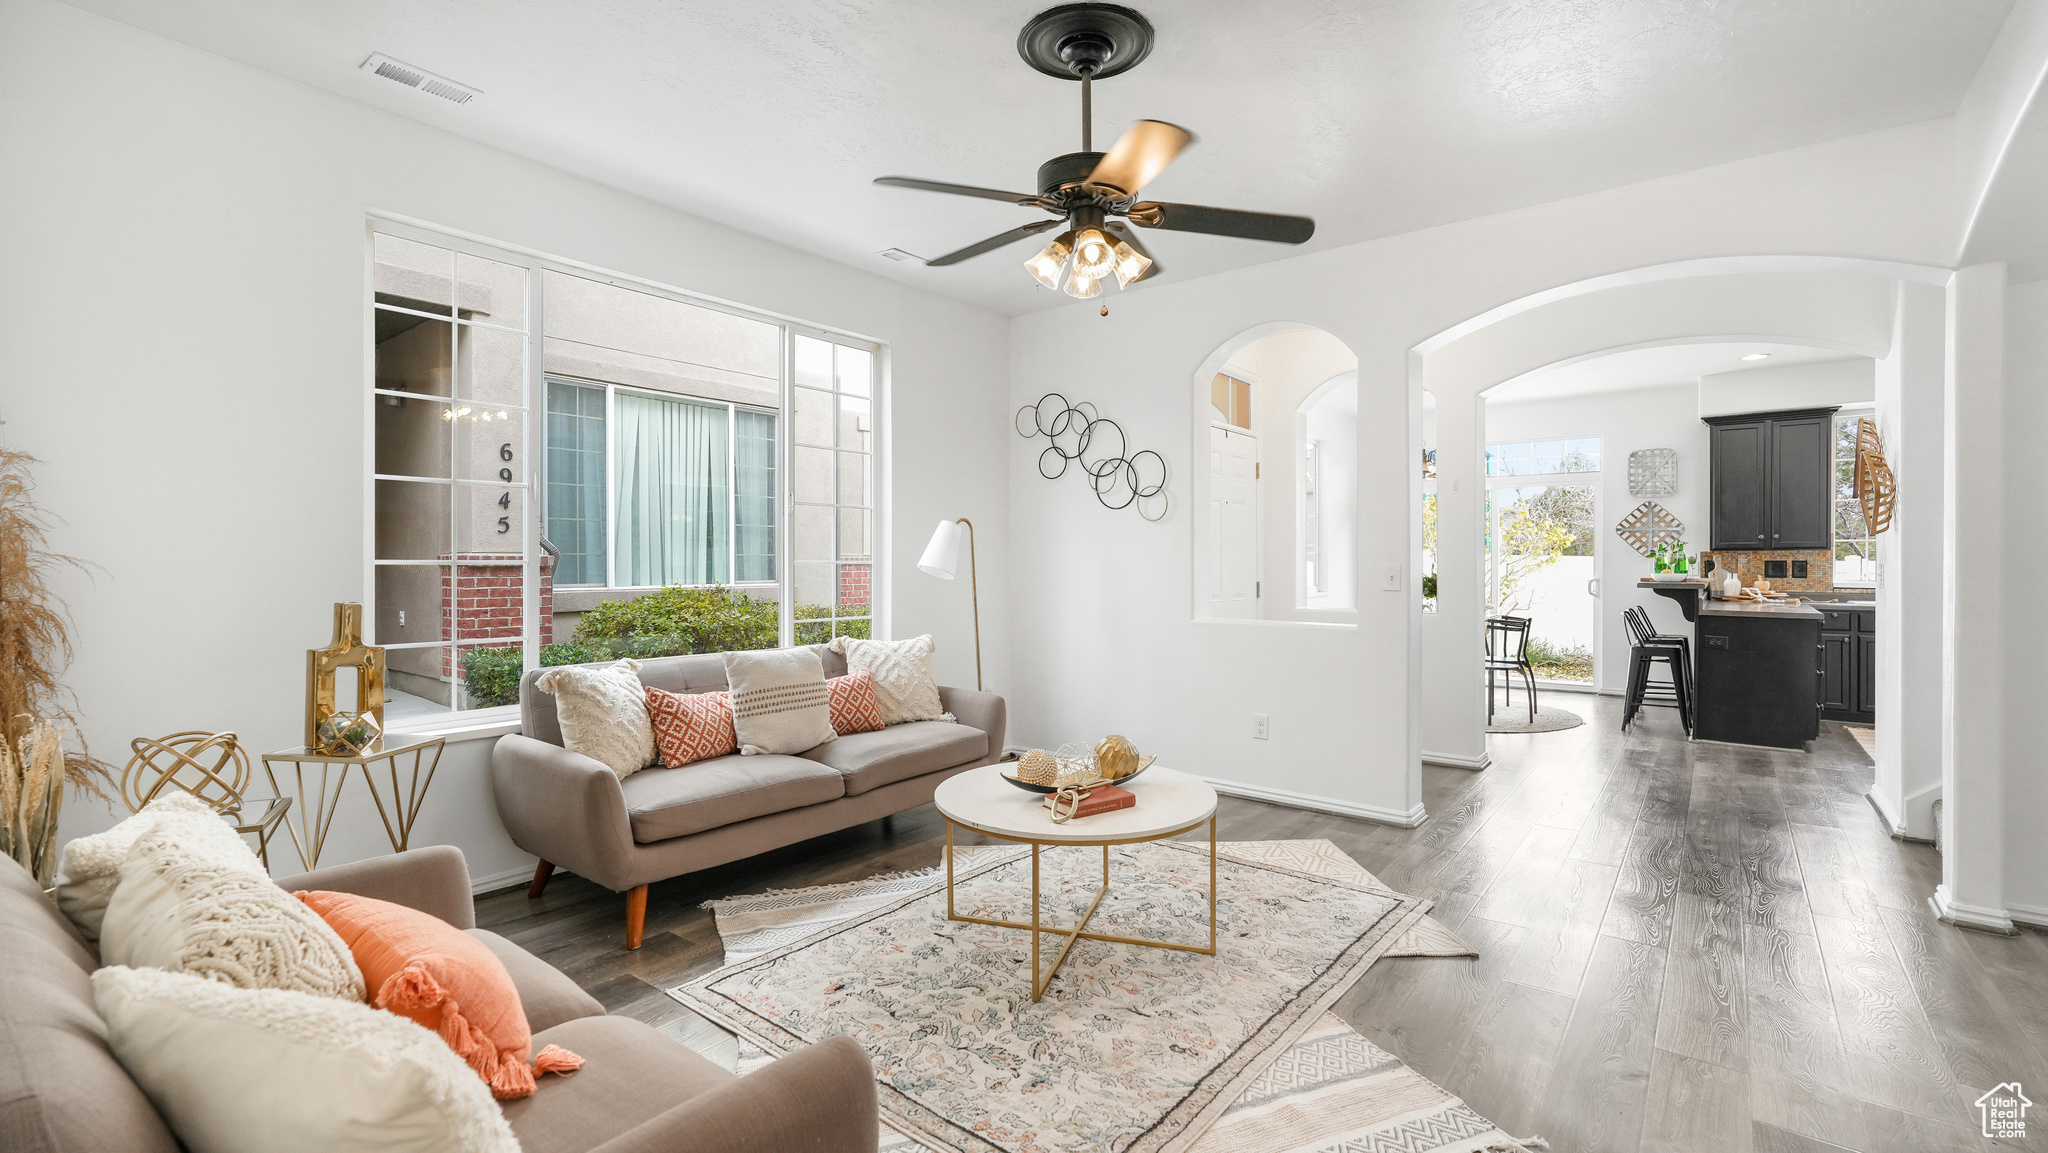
[
  {"xmin": 1253, "ymin": 714, "xmax": 1270, "ymax": 740},
  {"xmin": 398, "ymin": 610, "xmax": 406, "ymax": 627},
  {"xmin": 1382, "ymin": 564, "xmax": 1403, "ymax": 592}
]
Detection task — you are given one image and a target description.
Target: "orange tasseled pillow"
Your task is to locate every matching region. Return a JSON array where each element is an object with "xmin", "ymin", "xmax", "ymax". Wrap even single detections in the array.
[{"xmin": 297, "ymin": 890, "xmax": 583, "ymax": 1099}]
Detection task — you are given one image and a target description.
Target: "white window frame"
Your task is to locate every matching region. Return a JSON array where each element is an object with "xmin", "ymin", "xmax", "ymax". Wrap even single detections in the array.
[
  {"xmin": 1831, "ymin": 405, "xmax": 1878, "ymax": 588},
  {"xmin": 365, "ymin": 216, "xmax": 887, "ymax": 726}
]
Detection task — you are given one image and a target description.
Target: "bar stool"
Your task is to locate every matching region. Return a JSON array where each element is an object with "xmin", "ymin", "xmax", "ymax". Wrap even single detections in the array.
[
  {"xmin": 1624, "ymin": 605, "xmax": 1691, "ymax": 665},
  {"xmin": 1622, "ymin": 609, "xmax": 1693, "ymax": 735},
  {"xmin": 1484, "ymin": 615, "xmax": 1538, "ymax": 725}
]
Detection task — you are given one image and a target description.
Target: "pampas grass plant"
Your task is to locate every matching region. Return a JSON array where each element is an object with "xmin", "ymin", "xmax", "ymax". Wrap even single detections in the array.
[{"xmin": 0, "ymin": 442, "xmax": 111, "ymax": 885}]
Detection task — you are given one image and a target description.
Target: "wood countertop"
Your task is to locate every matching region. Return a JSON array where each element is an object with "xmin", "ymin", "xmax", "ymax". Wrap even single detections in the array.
[{"xmin": 1698, "ymin": 599, "xmax": 1823, "ymax": 620}]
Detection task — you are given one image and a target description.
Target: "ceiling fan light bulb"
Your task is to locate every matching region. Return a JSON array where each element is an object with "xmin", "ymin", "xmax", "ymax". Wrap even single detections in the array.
[
  {"xmin": 1063, "ymin": 272, "xmax": 1103, "ymax": 299},
  {"xmin": 1111, "ymin": 240, "xmax": 1152, "ymax": 288},
  {"xmin": 1071, "ymin": 228, "xmax": 1115, "ymax": 278},
  {"xmin": 1024, "ymin": 238, "xmax": 1072, "ymax": 290}
]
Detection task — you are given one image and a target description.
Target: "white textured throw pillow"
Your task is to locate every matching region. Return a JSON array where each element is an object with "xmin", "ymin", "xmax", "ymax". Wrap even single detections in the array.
[
  {"xmin": 534, "ymin": 658, "xmax": 658, "ymax": 779},
  {"xmin": 94, "ymin": 965, "xmax": 519, "ymax": 1153},
  {"xmin": 723, "ymin": 647, "xmax": 836, "ymax": 756},
  {"xmin": 57, "ymin": 792, "xmax": 257, "ymax": 942},
  {"xmin": 100, "ymin": 823, "xmax": 365, "ymax": 1002},
  {"xmin": 830, "ymin": 635, "xmax": 952, "ymax": 725}
]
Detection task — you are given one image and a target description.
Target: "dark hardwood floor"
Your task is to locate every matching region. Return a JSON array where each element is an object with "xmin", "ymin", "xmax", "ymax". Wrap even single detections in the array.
[{"xmin": 476, "ymin": 695, "xmax": 2048, "ymax": 1152}]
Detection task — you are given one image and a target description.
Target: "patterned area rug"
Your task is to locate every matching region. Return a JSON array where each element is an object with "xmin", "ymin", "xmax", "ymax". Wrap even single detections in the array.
[{"xmin": 671, "ymin": 840, "xmax": 1539, "ymax": 1153}]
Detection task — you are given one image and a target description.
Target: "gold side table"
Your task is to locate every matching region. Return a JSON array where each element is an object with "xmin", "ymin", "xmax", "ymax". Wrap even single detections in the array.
[
  {"xmin": 260, "ymin": 735, "xmax": 446, "ymax": 872},
  {"xmin": 933, "ymin": 765, "xmax": 1219, "ymax": 1002}
]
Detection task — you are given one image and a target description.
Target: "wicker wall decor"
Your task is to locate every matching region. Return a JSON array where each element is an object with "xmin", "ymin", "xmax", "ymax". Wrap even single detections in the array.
[
  {"xmin": 1016, "ymin": 393, "xmax": 1169, "ymax": 521},
  {"xmin": 1627, "ymin": 448, "xmax": 1678, "ymax": 497},
  {"xmin": 1615, "ymin": 501, "xmax": 1685, "ymax": 557},
  {"xmin": 1854, "ymin": 418, "xmax": 1895, "ymax": 535}
]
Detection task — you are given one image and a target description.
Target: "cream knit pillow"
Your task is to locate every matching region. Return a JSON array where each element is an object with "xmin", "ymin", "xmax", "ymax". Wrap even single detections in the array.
[
  {"xmin": 723, "ymin": 647, "xmax": 836, "ymax": 756},
  {"xmin": 533, "ymin": 658, "xmax": 658, "ymax": 779},
  {"xmin": 94, "ymin": 965, "xmax": 519, "ymax": 1153},
  {"xmin": 100, "ymin": 823, "xmax": 365, "ymax": 1002},
  {"xmin": 57, "ymin": 792, "xmax": 261, "ymax": 942},
  {"xmin": 829, "ymin": 635, "xmax": 953, "ymax": 726}
]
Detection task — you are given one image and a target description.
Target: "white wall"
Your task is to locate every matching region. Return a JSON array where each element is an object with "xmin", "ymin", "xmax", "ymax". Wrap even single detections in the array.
[
  {"xmin": 1482, "ymin": 383, "xmax": 1711, "ymax": 696},
  {"xmin": 0, "ymin": 0, "xmax": 1012, "ymax": 889},
  {"xmin": 1008, "ymin": 112, "xmax": 1956, "ymax": 820},
  {"xmin": 1301, "ymin": 374, "xmax": 1358, "ymax": 614},
  {"xmin": 1698, "ymin": 356, "xmax": 1876, "ymax": 416},
  {"xmin": 1999, "ymin": 277, "xmax": 2048, "ymax": 924}
]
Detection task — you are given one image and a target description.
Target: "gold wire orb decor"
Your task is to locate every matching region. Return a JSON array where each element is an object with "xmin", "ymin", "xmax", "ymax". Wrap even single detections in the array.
[
  {"xmin": 1854, "ymin": 418, "xmax": 1896, "ymax": 536},
  {"xmin": 121, "ymin": 730, "xmax": 251, "ymax": 814}
]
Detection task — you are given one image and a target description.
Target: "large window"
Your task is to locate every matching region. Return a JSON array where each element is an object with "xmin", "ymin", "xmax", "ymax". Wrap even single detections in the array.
[
  {"xmin": 370, "ymin": 222, "xmax": 881, "ymax": 721},
  {"xmin": 1484, "ymin": 437, "xmax": 1600, "ymax": 684},
  {"xmin": 1833, "ymin": 412, "xmax": 1876, "ymax": 586}
]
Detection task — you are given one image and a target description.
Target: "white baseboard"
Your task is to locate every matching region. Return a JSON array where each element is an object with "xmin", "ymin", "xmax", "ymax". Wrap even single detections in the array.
[
  {"xmin": 1930, "ymin": 884, "xmax": 2018, "ymax": 935},
  {"xmin": 1200, "ymin": 776, "xmax": 1427, "ymax": 828},
  {"xmin": 471, "ymin": 861, "xmax": 541, "ymax": 896},
  {"xmin": 2008, "ymin": 902, "xmax": 2048, "ymax": 931},
  {"xmin": 1421, "ymin": 750, "xmax": 1491, "ymax": 771}
]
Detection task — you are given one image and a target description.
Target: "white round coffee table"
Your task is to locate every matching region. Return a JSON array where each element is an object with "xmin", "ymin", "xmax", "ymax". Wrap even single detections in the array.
[{"xmin": 934, "ymin": 764, "xmax": 1219, "ymax": 1001}]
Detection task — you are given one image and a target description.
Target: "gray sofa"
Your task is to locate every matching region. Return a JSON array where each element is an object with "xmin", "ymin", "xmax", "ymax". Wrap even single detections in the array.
[
  {"xmin": 492, "ymin": 645, "xmax": 1006, "ymax": 948},
  {"xmin": 0, "ymin": 844, "xmax": 876, "ymax": 1153}
]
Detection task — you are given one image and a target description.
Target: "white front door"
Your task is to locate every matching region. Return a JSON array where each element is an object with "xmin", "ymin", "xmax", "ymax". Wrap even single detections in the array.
[{"xmin": 1210, "ymin": 424, "xmax": 1258, "ymax": 618}]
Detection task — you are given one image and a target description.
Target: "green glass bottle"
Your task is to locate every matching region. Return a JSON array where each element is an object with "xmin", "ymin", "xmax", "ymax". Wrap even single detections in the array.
[
  {"xmin": 1654, "ymin": 542, "xmax": 1669, "ymax": 574},
  {"xmin": 1673, "ymin": 542, "xmax": 1690, "ymax": 576}
]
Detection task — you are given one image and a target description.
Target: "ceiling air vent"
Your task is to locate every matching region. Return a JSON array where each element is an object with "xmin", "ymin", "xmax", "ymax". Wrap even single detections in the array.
[{"xmin": 360, "ymin": 53, "xmax": 480, "ymax": 105}]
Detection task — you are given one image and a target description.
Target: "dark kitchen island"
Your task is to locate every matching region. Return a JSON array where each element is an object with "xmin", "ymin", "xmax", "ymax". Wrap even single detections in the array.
[{"xmin": 1692, "ymin": 598, "xmax": 1823, "ymax": 749}]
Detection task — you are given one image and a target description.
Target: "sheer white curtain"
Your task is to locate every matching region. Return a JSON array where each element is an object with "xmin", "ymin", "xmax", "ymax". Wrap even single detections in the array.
[{"xmin": 615, "ymin": 392, "xmax": 729, "ymax": 586}]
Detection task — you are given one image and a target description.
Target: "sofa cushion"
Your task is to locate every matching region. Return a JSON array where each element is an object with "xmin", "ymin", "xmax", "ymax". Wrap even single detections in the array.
[
  {"xmin": 520, "ymin": 646, "xmax": 846, "ymax": 748},
  {"xmin": 801, "ymin": 721, "xmax": 987, "ymax": 796},
  {"xmin": 465, "ymin": 929, "xmax": 605, "ymax": 1034},
  {"xmin": 0, "ymin": 857, "xmax": 179, "ymax": 1152},
  {"xmin": 619, "ymin": 755, "xmax": 845, "ymax": 843},
  {"xmin": 500, "ymin": 1015, "xmax": 734, "ymax": 1153}
]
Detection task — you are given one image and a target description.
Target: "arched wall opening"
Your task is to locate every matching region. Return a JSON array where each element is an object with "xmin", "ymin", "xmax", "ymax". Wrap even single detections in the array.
[
  {"xmin": 1190, "ymin": 325, "xmax": 1360, "ymax": 625},
  {"xmin": 1411, "ymin": 261, "xmax": 1950, "ymax": 889}
]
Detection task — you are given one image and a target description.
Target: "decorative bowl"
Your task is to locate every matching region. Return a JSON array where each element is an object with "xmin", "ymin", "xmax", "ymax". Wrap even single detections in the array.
[
  {"xmin": 1651, "ymin": 572, "xmax": 1689, "ymax": 582},
  {"xmin": 1000, "ymin": 756, "xmax": 1154, "ymax": 794}
]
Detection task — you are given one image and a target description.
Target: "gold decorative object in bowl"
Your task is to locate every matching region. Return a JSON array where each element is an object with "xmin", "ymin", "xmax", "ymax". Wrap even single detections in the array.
[
  {"xmin": 1001, "ymin": 737, "xmax": 1153, "ymax": 793},
  {"xmin": 1094, "ymin": 734, "xmax": 1147, "ymax": 780},
  {"xmin": 1016, "ymin": 748, "xmax": 1061, "ymax": 786}
]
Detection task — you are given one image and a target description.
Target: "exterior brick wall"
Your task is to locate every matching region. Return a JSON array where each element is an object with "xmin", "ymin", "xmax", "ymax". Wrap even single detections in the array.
[
  {"xmin": 440, "ymin": 553, "xmax": 554, "ymax": 676},
  {"xmin": 838, "ymin": 560, "xmax": 871, "ymax": 611}
]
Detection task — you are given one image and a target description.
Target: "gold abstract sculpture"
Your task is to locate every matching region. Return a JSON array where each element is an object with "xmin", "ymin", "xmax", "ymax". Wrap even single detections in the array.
[
  {"xmin": 1854, "ymin": 418, "xmax": 1896, "ymax": 536},
  {"xmin": 306, "ymin": 603, "xmax": 386, "ymax": 755}
]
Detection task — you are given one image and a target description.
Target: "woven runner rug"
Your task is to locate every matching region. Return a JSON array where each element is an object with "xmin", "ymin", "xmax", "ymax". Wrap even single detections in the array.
[{"xmin": 670, "ymin": 839, "xmax": 1539, "ymax": 1153}]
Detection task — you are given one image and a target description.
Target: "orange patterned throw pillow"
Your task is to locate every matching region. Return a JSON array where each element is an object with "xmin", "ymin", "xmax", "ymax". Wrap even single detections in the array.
[
  {"xmin": 644, "ymin": 686, "xmax": 739, "ymax": 767},
  {"xmin": 828, "ymin": 670, "xmax": 887, "ymax": 736},
  {"xmin": 295, "ymin": 891, "xmax": 582, "ymax": 1100}
]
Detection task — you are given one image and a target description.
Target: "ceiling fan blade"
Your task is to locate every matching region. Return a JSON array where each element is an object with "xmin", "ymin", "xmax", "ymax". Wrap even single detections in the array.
[
  {"xmin": 1103, "ymin": 221, "xmax": 1162, "ymax": 281},
  {"xmin": 874, "ymin": 176, "xmax": 1046, "ymax": 207},
  {"xmin": 1126, "ymin": 201, "xmax": 1314, "ymax": 244},
  {"xmin": 925, "ymin": 219, "xmax": 1063, "ymax": 267},
  {"xmin": 1087, "ymin": 120, "xmax": 1193, "ymax": 197}
]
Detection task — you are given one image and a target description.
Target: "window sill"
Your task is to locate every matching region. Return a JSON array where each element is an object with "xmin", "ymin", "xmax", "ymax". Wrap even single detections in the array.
[{"xmin": 386, "ymin": 704, "xmax": 523, "ymax": 746}]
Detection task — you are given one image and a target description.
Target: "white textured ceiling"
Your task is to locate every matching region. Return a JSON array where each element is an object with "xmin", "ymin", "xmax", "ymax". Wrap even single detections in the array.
[
  {"xmin": 66, "ymin": 0, "xmax": 2013, "ymax": 315},
  {"xmin": 1490, "ymin": 342, "xmax": 1861, "ymax": 402}
]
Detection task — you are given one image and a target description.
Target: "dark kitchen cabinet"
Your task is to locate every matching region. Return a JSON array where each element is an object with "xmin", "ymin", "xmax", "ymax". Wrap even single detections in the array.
[
  {"xmin": 1704, "ymin": 407, "xmax": 1838, "ymax": 551},
  {"xmin": 1818, "ymin": 606, "xmax": 1876, "ymax": 724}
]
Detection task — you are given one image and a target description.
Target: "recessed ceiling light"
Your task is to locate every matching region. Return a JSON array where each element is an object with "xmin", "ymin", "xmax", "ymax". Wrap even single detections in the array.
[{"xmin": 1740, "ymin": 353, "xmax": 1771, "ymax": 361}]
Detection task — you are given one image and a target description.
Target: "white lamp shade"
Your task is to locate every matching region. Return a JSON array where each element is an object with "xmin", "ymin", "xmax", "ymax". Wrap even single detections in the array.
[{"xmin": 918, "ymin": 519, "xmax": 962, "ymax": 579}]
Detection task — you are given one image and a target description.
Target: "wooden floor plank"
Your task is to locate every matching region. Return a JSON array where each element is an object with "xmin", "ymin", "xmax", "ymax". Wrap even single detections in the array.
[
  {"xmin": 1656, "ymin": 893, "xmax": 1749, "ymax": 1071},
  {"xmin": 1642, "ymin": 1050, "xmax": 1752, "ymax": 1153},
  {"xmin": 1809, "ymin": 910, "xmax": 1968, "ymax": 1128},
  {"xmin": 1789, "ymin": 824, "xmax": 1878, "ymax": 923},
  {"xmin": 1604, "ymin": 821, "xmax": 1686, "ymax": 947},
  {"xmin": 1536, "ymin": 932, "xmax": 1668, "ymax": 1153}
]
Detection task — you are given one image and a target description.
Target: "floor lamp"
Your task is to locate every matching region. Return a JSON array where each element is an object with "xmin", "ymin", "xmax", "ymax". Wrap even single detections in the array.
[{"xmin": 917, "ymin": 518, "xmax": 982, "ymax": 691}]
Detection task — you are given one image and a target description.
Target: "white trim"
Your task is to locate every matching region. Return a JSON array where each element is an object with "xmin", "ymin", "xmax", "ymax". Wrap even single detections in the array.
[
  {"xmin": 469, "ymin": 861, "xmax": 543, "ymax": 896},
  {"xmin": 386, "ymin": 705, "xmax": 523, "ymax": 745},
  {"xmin": 1929, "ymin": 884, "xmax": 2019, "ymax": 935},
  {"xmin": 1199, "ymin": 775, "xmax": 1428, "ymax": 828},
  {"xmin": 1422, "ymin": 750, "xmax": 1492, "ymax": 771},
  {"xmin": 2008, "ymin": 903, "xmax": 2048, "ymax": 931}
]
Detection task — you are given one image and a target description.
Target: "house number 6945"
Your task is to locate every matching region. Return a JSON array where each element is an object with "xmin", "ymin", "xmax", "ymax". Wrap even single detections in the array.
[{"xmin": 497, "ymin": 442, "xmax": 514, "ymax": 532}]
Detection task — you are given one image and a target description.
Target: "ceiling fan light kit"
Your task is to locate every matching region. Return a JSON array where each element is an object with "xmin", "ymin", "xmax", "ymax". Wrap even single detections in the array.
[{"xmin": 874, "ymin": 3, "xmax": 1314, "ymax": 305}]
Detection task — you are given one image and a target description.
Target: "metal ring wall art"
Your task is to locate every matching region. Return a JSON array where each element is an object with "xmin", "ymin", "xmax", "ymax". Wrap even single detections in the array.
[{"xmin": 1016, "ymin": 393, "xmax": 1170, "ymax": 521}]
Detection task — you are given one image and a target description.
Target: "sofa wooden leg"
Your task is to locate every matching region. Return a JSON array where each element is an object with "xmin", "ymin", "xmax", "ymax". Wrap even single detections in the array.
[
  {"xmin": 625, "ymin": 885, "xmax": 648, "ymax": 950},
  {"xmin": 527, "ymin": 860, "xmax": 554, "ymax": 899}
]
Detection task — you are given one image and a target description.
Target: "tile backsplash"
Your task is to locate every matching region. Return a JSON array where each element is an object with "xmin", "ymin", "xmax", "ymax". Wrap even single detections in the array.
[{"xmin": 1699, "ymin": 549, "xmax": 1835, "ymax": 593}]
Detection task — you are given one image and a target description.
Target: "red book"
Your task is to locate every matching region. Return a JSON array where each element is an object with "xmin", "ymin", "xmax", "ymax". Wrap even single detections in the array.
[{"xmin": 1041, "ymin": 785, "xmax": 1136, "ymax": 819}]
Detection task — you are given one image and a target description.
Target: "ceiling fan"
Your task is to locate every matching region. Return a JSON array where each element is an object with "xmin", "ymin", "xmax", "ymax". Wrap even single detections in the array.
[{"xmin": 874, "ymin": 3, "xmax": 1315, "ymax": 300}]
